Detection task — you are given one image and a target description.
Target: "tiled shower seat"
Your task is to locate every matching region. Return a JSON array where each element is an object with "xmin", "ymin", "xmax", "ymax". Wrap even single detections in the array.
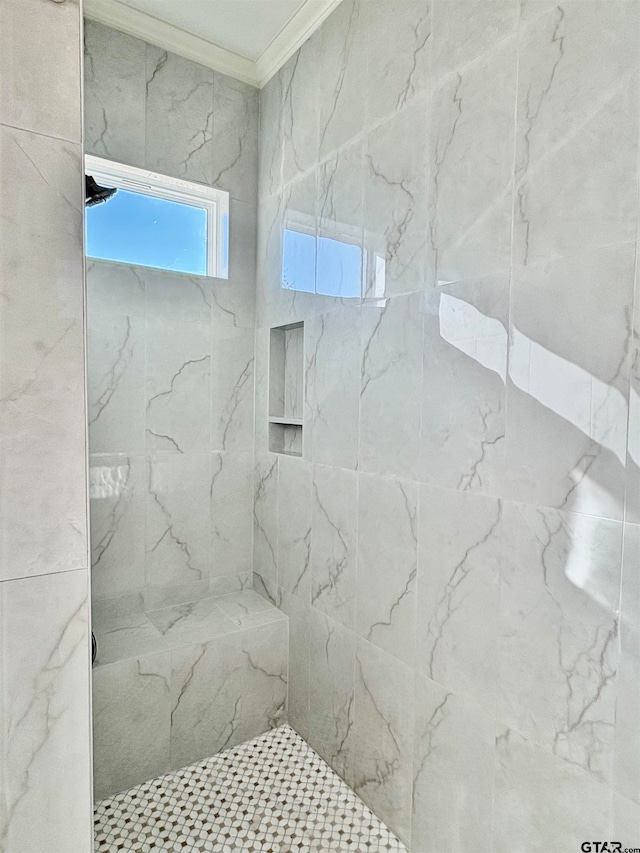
[{"xmin": 92, "ymin": 590, "xmax": 289, "ymax": 800}]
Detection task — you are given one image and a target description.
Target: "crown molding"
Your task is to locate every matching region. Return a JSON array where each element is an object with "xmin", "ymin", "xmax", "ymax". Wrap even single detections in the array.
[
  {"xmin": 83, "ymin": 0, "xmax": 344, "ymax": 89},
  {"xmin": 83, "ymin": 0, "xmax": 259, "ymax": 87},
  {"xmin": 255, "ymin": 0, "xmax": 343, "ymax": 87}
]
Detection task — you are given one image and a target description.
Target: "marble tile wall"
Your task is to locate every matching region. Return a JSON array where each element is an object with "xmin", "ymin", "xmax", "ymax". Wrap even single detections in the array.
[
  {"xmin": 254, "ymin": 1, "xmax": 640, "ymax": 850},
  {"xmin": 0, "ymin": 0, "xmax": 92, "ymax": 850},
  {"xmin": 84, "ymin": 23, "xmax": 259, "ymax": 611}
]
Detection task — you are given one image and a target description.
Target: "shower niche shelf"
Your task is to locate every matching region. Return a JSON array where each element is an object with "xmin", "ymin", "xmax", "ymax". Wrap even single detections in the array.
[{"xmin": 269, "ymin": 322, "xmax": 304, "ymax": 457}]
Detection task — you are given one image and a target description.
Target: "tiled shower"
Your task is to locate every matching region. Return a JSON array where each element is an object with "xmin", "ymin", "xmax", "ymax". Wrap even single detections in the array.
[{"xmin": 2, "ymin": 0, "xmax": 640, "ymax": 851}]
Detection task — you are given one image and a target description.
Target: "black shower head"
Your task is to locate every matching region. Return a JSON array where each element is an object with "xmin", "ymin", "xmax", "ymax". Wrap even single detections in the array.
[{"xmin": 85, "ymin": 174, "xmax": 117, "ymax": 207}]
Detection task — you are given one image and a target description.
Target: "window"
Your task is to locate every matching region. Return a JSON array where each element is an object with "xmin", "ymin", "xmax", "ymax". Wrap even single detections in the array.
[{"xmin": 85, "ymin": 155, "xmax": 229, "ymax": 278}]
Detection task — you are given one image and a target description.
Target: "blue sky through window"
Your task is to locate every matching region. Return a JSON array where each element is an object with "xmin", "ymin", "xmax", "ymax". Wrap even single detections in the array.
[{"xmin": 86, "ymin": 188, "xmax": 208, "ymax": 276}]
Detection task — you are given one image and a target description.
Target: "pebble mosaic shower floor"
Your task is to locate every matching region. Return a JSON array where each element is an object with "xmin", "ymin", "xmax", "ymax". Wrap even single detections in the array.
[{"xmin": 94, "ymin": 724, "xmax": 408, "ymax": 852}]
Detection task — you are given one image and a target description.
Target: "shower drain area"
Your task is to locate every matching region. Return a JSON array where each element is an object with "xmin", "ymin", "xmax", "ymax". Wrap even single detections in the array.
[{"xmin": 94, "ymin": 724, "xmax": 407, "ymax": 852}]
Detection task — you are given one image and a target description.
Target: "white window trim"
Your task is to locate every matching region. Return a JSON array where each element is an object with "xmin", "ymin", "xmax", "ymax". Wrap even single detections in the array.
[{"xmin": 85, "ymin": 154, "xmax": 229, "ymax": 278}]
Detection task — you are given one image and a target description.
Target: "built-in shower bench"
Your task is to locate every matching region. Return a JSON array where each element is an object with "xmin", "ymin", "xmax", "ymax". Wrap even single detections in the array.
[{"xmin": 91, "ymin": 589, "xmax": 289, "ymax": 801}]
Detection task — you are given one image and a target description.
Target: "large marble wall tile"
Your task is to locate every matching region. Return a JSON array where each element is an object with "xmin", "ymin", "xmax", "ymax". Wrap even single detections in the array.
[
  {"xmin": 417, "ymin": 486, "xmax": 501, "ymax": 702},
  {"xmin": 352, "ymin": 640, "xmax": 414, "ymax": 846},
  {"xmin": 86, "ymin": 260, "xmax": 146, "ymax": 319},
  {"xmin": 93, "ymin": 654, "xmax": 171, "ymax": 800},
  {"xmin": 428, "ymin": 37, "xmax": 516, "ymax": 285},
  {"xmin": 421, "ymin": 272, "xmax": 508, "ymax": 495},
  {"xmin": 363, "ymin": 102, "xmax": 429, "ymax": 298},
  {"xmin": 0, "ymin": 127, "xmax": 87, "ymax": 580},
  {"xmin": 210, "ymin": 452, "xmax": 254, "ymax": 578},
  {"xmin": 513, "ymin": 1, "xmax": 639, "ymax": 266},
  {"xmin": 143, "ymin": 266, "xmax": 213, "ymax": 324},
  {"xmin": 317, "ymin": 141, "xmax": 364, "ymax": 300},
  {"xmin": 228, "ymin": 200, "xmax": 258, "ymax": 293},
  {"xmin": 253, "ymin": 454, "xmax": 279, "ymax": 584},
  {"xmin": 356, "ymin": 474, "xmax": 417, "ymax": 667},
  {"xmin": 412, "ymin": 675, "xmax": 494, "ymax": 853},
  {"xmin": 492, "ymin": 728, "xmax": 612, "ymax": 853},
  {"xmin": 277, "ymin": 457, "xmax": 313, "ymax": 599},
  {"xmin": 211, "ymin": 327, "xmax": 255, "ymax": 452},
  {"xmin": 311, "ymin": 465, "xmax": 358, "ymax": 630},
  {"xmin": 84, "ymin": 20, "xmax": 146, "ymax": 166},
  {"xmin": 364, "ymin": 0, "xmax": 431, "ymax": 125},
  {"xmin": 0, "ymin": 571, "xmax": 91, "ymax": 852},
  {"xmin": 258, "ymin": 72, "xmax": 284, "ymax": 199},
  {"xmin": 613, "ymin": 523, "xmax": 640, "ymax": 804},
  {"xmin": 210, "ymin": 277, "xmax": 255, "ymax": 331},
  {"xmin": 499, "ymin": 502, "xmax": 622, "ymax": 784},
  {"xmin": 90, "ymin": 455, "xmax": 146, "ymax": 601},
  {"xmin": 212, "ymin": 73, "xmax": 259, "ymax": 204},
  {"xmin": 308, "ymin": 610, "xmax": 356, "ymax": 784},
  {"xmin": 318, "ymin": 0, "xmax": 367, "ymax": 159},
  {"xmin": 145, "ymin": 319, "xmax": 211, "ymax": 454},
  {"xmin": 145, "ymin": 47, "xmax": 214, "ymax": 184},
  {"xmin": 505, "ymin": 246, "xmax": 635, "ymax": 521},
  {"xmin": 306, "ymin": 306, "xmax": 361, "ymax": 470},
  {"xmin": 281, "ymin": 34, "xmax": 320, "ymax": 185},
  {"xmin": 239, "ymin": 620, "xmax": 289, "ymax": 739},
  {"xmin": 431, "ymin": 0, "xmax": 518, "ymax": 82},
  {"xmin": 359, "ymin": 292, "xmax": 423, "ymax": 479},
  {"xmin": 145, "ymin": 454, "xmax": 212, "ymax": 595},
  {"xmin": 0, "ymin": 0, "xmax": 81, "ymax": 142},
  {"xmin": 612, "ymin": 794, "xmax": 640, "ymax": 849},
  {"xmin": 169, "ymin": 635, "xmax": 246, "ymax": 768},
  {"xmin": 88, "ymin": 313, "xmax": 145, "ymax": 455}
]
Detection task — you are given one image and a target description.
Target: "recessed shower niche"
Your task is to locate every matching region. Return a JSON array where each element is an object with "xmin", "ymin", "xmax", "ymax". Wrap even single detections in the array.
[{"xmin": 268, "ymin": 322, "xmax": 304, "ymax": 456}]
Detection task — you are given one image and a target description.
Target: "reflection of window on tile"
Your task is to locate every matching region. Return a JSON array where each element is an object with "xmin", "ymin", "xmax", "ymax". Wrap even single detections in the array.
[
  {"xmin": 317, "ymin": 236, "xmax": 361, "ymax": 298},
  {"xmin": 282, "ymin": 228, "xmax": 315, "ymax": 293},
  {"xmin": 85, "ymin": 154, "xmax": 229, "ymax": 278}
]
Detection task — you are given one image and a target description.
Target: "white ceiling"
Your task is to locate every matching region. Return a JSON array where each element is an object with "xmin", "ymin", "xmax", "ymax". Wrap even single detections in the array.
[
  {"xmin": 84, "ymin": 0, "xmax": 343, "ymax": 87},
  {"xmin": 115, "ymin": 0, "xmax": 307, "ymax": 61}
]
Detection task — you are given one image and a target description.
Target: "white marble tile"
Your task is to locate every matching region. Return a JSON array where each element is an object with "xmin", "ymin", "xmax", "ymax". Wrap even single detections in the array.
[
  {"xmin": 212, "ymin": 73, "xmax": 258, "ymax": 204},
  {"xmin": 412, "ymin": 675, "xmax": 494, "ymax": 853},
  {"xmin": 417, "ymin": 486, "xmax": 501, "ymax": 702},
  {"xmin": 306, "ymin": 306, "xmax": 361, "ymax": 470},
  {"xmin": 239, "ymin": 620, "xmax": 289, "ymax": 739},
  {"xmin": 86, "ymin": 260, "xmax": 146, "ymax": 319},
  {"xmin": 513, "ymin": 1, "xmax": 639, "ymax": 266},
  {"xmin": 492, "ymin": 728, "xmax": 612, "ymax": 853},
  {"xmin": 214, "ymin": 590, "xmax": 277, "ymax": 626},
  {"xmin": 93, "ymin": 653, "xmax": 171, "ymax": 800},
  {"xmin": 210, "ymin": 452, "xmax": 254, "ymax": 578},
  {"xmin": 316, "ymin": 140, "xmax": 364, "ymax": 301},
  {"xmin": 83, "ymin": 20, "xmax": 146, "ymax": 166},
  {"xmin": 352, "ymin": 639, "xmax": 414, "ymax": 847},
  {"xmin": 0, "ymin": 127, "xmax": 87, "ymax": 581},
  {"xmin": 88, "ymin": 313, "xmax": 145, "ymax": 455},
  {"xmin": 505, "ymin": 246, "xmax": 635, "ymax": 521},
  {"xmin": 145, "ymin": 454, "xmax": 212, "ymax": 594},
  {"xmin": 89, "ymin": 456, "xmax": 146, "ymax": 601},
  {"xmin": 281, "ymin": 34, "xmax": 320, "ymax": 185},
  {"xmin": 143, "ymin": 266, "xmax": 212, "ymax": 324},
  {"xmin": 0, "ymin": 0, "xmax": 81, "ymax": 142},
  {"xmin": 147, "ymin": 597, "xmax": 238, "ymax": 648},
  {"xmin": 364, "ymin": 0, "xmax": 431, "ymax": 125},
  {"xmin": 145, "ymin": 319, "xmax": 211, "ymax": 454},
  {"xmin": 356, "ymin": 474, "xmax": 418, "ymax": 667},
  {"xmin": 253, "ymin": 455, "xmax": 279, "ymax": 584},
  {"xmin": 211, "ymin": 327, "xmax": 254, "ymax": 452},
  {"xmin": 0, "ymin": 571, "xmax": 92, "ymax": 852},
  {"xmin": 311, "ymin": 465, "xmax": 358, "ymax": 630},
  {"xmin": 308, "ymin": 610, "xmax": 356, "ymax": 784},
  {"xmin": 93, "ymin": 609, "xmax": 167, "ymax": 665},
  {"xmin": 420, "ymin": 272, "xmax": 508, "ymax": 495},
  {"xmin": 612, "ymin": 794, "xmax": 640, "ymax": 849},
  {"xmin": 279, "ymin": 589, "xmax": 311, "ymax": 740},
  {"xmin": 428, "ymin": 36, "xmax": 516, "ymax": 285},
  {"xmin": 364, "ymin": 101, "xmax": 429, "ymax": 298},
  {"xmin": 431, "ymin": 0, "xmax": 518, "ymax": 81},
  {"xmin": 359, "ymin": 292, "xmax": 424, "ymax": 480},
  {"xmin": 258, "ymin": 72, "xmax": 284, "ymax": 199},
  {"xmin": 318, "ymin": 0, "xmax": 366, "ymax": 159},
  {"xmin": 613, "ymin": 523, "xmax": 640, "ymax": 805},
  {"xmin": 277, "ymin": 457, "xmax": 313, "ymax": 599},
  {"xmin": 145, "ymin": 47, "xmax": 214, "ymax": 184},
  {"xmin": 209, "ymin": 571, "xmax": 253, "ymax": 597},
  {"xmin": 499, "ymin": 502, "xmax": 622, "ymax": 784}
]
